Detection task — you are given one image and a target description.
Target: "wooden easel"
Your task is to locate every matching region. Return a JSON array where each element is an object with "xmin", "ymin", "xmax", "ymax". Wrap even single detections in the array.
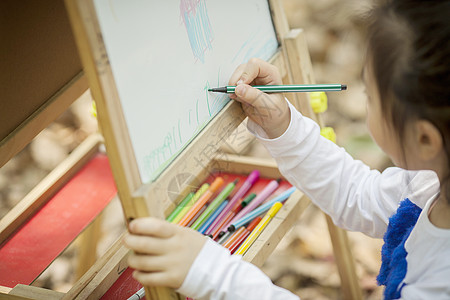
[{"xmin": 1, "ymin": 0, "xmax": 362, "ymax": 299}]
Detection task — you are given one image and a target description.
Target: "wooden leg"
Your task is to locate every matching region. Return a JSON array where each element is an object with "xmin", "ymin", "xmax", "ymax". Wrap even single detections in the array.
[
  {"xmin": 325, "ymin": 215, "xmax": 363, "ymax": 300},
  {"xmin": 76, "ymin": 214, "xmax": 103, "ymax": 281}
]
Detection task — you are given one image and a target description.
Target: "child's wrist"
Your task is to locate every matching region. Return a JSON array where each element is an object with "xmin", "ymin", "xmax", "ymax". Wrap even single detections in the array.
[{"xmin": 264, "ymin": 112, "xmax": 291, "ymax": 139}]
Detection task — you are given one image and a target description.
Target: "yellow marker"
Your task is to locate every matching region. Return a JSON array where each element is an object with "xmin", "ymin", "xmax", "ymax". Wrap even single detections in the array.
[
  {"xmin": 320, "ymin": 127, "xmax": 336, "ymax": 143},
  {"xmin": 234, "ymin": 202, "xmax": 283, "ymax": 256},
  {"xmin": 171, "ymin": 183, "xmax": 210, "ymax": 224}
]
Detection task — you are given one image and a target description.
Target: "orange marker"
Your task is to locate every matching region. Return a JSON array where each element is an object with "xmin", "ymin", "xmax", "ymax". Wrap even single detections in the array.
[
  {"xmin": 178, "ymin": 177, "xmax": 224, "ymax": 227},
  {"xmin": 228, "ymin": 217, "xmax": 262, "ymax": 254},
  {"xmin": 222, "ymin": 226, "xmax": 246, "ymax": 249}
]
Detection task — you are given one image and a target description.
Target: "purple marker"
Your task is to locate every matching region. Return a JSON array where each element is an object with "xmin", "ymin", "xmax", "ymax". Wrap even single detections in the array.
[
  {"xmin": 224, "ymin": 178, "xmax": 281, "ymax": 230},
  {"xmin": 204, "ymin": 170, "xmax": 260, "ymax": 236}
]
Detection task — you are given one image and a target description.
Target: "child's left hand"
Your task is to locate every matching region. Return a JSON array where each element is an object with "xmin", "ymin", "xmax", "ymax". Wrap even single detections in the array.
[{"xmin": 124, "ymin": 217, "xmax": 208, "ymax": 289}]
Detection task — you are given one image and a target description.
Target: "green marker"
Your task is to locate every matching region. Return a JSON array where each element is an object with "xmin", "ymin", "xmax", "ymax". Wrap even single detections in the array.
[
  {"xmin": 166, "ymin": 192, "xmax": 194, "ymax": 222},
  {"xmin": 208, "ymin": 84, "xmax": 347, "ymax": 94},
  {"xmin": 241, "ymin": 193, "xmax": 257, "ymax": 207},
  {"xmin": 191, "ymin": 179, "xmax": 238, "ymax": 230},
  {"xmin": 171, "ymin": 183, "xmax": 209, "ymax": 224}
]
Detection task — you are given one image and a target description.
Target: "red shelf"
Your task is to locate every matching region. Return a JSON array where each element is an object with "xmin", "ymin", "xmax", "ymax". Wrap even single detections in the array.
[{"xmin": 0, "ymin": 154, "xmax": 117, "ymax": 288}]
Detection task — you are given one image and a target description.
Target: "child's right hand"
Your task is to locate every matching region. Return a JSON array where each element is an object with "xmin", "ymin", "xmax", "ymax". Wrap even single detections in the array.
[{"xmin": 229, "ymin": 58, "xmax": 290, "ymax": 139}]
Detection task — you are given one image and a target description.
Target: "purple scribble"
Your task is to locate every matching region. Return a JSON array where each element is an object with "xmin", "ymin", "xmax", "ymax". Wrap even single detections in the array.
[{"xmin": 180, "ymin": 0, "xmax": 214, "ymax": 63}]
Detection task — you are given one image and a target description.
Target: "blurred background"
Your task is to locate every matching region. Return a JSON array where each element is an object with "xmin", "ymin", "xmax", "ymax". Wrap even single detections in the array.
[{"xmin": 0, "ymin": 0, "xmax": 391, "ymax": 298}]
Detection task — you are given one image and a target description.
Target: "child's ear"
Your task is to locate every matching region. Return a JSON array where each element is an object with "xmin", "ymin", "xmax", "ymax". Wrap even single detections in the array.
[{"xmin": 414, "ymin": 120, "xmax": 443, "ymax": 161}]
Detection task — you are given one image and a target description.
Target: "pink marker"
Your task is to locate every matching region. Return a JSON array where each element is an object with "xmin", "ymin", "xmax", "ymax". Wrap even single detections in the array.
[
  {"xmin": 204, "ymin": 170, "xmax": 260, "ymax": 236},
  {"xmin": 224, "ymin": 178, "xmax": 281, "ymax": 231}
]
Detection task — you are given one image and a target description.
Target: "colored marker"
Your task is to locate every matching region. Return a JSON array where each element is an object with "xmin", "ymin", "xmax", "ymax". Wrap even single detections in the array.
[
  {"xmin": 235, "ymin": 202, "xmax": 283, "ymax": 256},
  {"xmin": 228, "ymin": 186, "xmax": 296, "ymax": 232},
  {"xmin": 178, "ymin": 178, "xmax": 224, "ymax": 227},
  {"xmin": 226, "ymin": 178, "xmax": 281, "ymax": 230},
  {"xmin": 191, "ymin": 179, "xmax": 238, "ymax": 230},
  {"xmin": 187, "ymin": 205, "xmax": 207, "ymax": 227},
  {"xmin": 198, "ymin": 200, "xmax": 229, "ymax": 234},
  {"xmin": 171, "ymin": 183, "xmax": 209, "ymax": 224},
  {"xmin": 166, "ymin": 192, "xmax": 194, "ymax": 222},
  {"xmin": 127, "ymin": 287, "xmax": 145, "ymax": 300},
  {"xmin": 211, "ymin": 193, "xmax": 257, "ymax": 240},
  {"xmin": 208, "ymin": 84, "xmax": 347, "ymax": 94},
  {"xmin": 229, "ymin": 217, "xmax": 262, "ymax": 254},
  {"xmin": 217, "ymin": 231, "xmax": 232, "ymax": 245},
  {"xmin": 222, "ymin": 226, "xmax": 246, "ymax": 248},
  {"xmin": 205, "ymin": 171, "xmax": 259, "ymax": 236}
]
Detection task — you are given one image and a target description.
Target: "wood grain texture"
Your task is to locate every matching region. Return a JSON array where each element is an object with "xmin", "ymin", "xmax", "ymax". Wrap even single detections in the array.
[
  {"xmin": 65, "ymin": 0, "xmax": 142, "ymax": 221},
  {"xmin": 0, "ymin": 73, "xmax": 88, "ymax": 168},
  {"xmin": 243, "ymin": 191, "xmax": 310, "ymax": 267},
  {"xmin": 9, "ymin": 285, "xmax": 64, "ymax": 300},
  {"xmin": 63, "ymin": 234, "xmax": 127, "ymax": 300}
]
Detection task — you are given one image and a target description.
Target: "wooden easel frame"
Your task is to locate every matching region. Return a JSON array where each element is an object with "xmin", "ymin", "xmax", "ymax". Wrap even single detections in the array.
[{"xmin": 1, "ymin": 0, "xmax": 362, "ymax": 299}]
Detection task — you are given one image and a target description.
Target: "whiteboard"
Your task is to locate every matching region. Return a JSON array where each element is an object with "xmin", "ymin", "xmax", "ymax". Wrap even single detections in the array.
[{"xmin": 94, "ymin": 0, "xmax": 278, "ymax": 183}]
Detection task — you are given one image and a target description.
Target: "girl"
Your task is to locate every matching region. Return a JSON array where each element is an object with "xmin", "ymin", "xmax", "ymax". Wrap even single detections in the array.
[{"xmin": 124, "ymin": 0, "xmax": 450, "ymax": 298}]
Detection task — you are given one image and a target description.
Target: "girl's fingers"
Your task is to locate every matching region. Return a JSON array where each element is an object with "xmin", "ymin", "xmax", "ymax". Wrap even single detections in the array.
[
  {"xmin": 238, "ymin": 58, "xmax": 282, "ymax": 86},
  {"xmin": 228, "ymin": 63, "xmax": 247, "ymax": 86},
  {"xmin": 124, "ymin": 234, "xmax": 171, "ymax": 255},
  {"xmin": 234, "ymin": 84, "xmax": 269, "ymax": 107},
  {"xmin": 128, "ymin": 253, "xmax": 169, "ymax": 272},
  {"xmin": 133, "ymin": 270, "xmax": 182, "ymax": 289},
  {"xmin": 129, "ymin": 217, "xmax": 175, "ymax": 238}
]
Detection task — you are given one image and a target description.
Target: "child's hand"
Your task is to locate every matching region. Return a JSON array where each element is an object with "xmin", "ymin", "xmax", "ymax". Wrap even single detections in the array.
[
  {"xmin": 124, "ymin": 218, "xmax": 207, "ymax": 289},
  {"xmin": 229, "ymin": 58, "xmax": 290, "ymax": 139}
]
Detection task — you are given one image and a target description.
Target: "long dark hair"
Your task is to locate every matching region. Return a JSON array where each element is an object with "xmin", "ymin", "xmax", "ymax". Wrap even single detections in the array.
[{"xmin": 367, "ymin": 0, "xmax": 450, "ymax": 201}]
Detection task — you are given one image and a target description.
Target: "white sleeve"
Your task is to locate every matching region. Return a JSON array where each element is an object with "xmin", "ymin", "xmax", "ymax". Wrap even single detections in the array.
[
  {"xmin": 399, "ymin": 264, "xmax": 450, "ymax": 300},
  {"xmin": 400, "ymin": 277, "xmax": 450, "ymax": 300},
  {"xmin": 248, "ymin": 101, "xmax": 437, "ymax": 238},
  {"xmin": 177, "ymin": 239, "xmax": 299, "ymax": 300}
]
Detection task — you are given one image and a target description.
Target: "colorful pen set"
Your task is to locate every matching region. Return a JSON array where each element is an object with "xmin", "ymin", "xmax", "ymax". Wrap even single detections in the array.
[
  {"xmin": 165, "ymin": 171, "xmax": 294, "ymax": 259},
  {"xmin": 223, "ymin": 178, "xmax": 281, "ymax": 232},
  {"xmin": 210, "ymin": 193, "xmax": 256, "ymax": 239},
  {"xmin": 169, "ymin": 183, "xmax": 209, "ymax": 224},
  {"xmin": 198, "ymin": 200, "xmax": 229, "ymax": 234},
  {"xmin": 234, "ymin": 202, "xmax": 283, "ymax": 255},
  {"xmin": 228, "ymin": 186, "xmax": 296, "ymax": 232},
  {"xmin": 178, "ymin": 178, "xmax": 223, "ymax": 227},
  {"xmin": 205, "ymin": 170, "xmax": 260, "ymax": 236},
  {"xmin": 191, "ymin": 179, "xmax": 238, "ymax": 230},
  {"xmin": 224, "ymin": 216, "xmax": 262, "ymax": 254},
  {"xmin": 166, "ymin": 192, "xmax": 194, "ymax": 222}
]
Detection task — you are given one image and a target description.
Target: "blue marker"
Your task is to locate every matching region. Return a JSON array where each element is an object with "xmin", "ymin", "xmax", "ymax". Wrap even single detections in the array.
[
  {"xmin": 198, "ymin": 200, "xmax": 229, "ymax": 234},
  {"xmin": 227, "ymin": 187, "xmax": 296, "ymax": 232}
]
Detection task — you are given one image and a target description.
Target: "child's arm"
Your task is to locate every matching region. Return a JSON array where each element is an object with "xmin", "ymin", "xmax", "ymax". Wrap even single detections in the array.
[
  {"xmin": 230, "ymin": 58, "xmax": 439, "ymax": 238},
  {"xmin": 125, "ymin": 218, "xmax": 299, "ymax": 300}
]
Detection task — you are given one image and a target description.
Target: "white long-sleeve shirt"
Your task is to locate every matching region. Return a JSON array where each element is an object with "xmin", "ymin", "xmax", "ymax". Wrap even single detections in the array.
[{"xmin": 177, "ymin": 102, "xmax": 450, "ymax": 299}]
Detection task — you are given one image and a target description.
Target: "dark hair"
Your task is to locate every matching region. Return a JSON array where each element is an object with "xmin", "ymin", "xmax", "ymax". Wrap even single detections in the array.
[{"xmin": 367, "ymin": 0, "xmax": 450, "ymax": 202}]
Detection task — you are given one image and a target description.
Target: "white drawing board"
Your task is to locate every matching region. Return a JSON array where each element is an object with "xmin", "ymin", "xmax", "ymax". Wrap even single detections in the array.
[{"xmin": 94, "ymin": 0, "xmax": 278, "ymax": 182}]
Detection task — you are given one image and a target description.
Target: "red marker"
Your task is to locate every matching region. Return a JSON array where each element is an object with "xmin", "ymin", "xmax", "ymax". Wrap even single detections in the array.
[{"xmin": 228, "ymin": 217, "xmax": 262, "ymax": 254}]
